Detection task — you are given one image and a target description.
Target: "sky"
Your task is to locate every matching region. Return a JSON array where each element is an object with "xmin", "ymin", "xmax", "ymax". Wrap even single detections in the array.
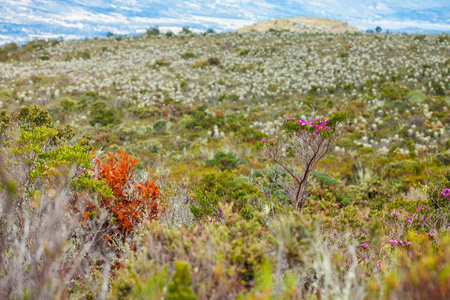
[{"xmin": 0, "ymin": 0, "xmax": 449, "ymax": 44}]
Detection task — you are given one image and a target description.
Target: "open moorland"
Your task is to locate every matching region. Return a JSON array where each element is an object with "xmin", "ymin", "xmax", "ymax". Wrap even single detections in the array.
[{"xmin": 0, "ymin": 28, "xmax": 449, "ymax": 299}]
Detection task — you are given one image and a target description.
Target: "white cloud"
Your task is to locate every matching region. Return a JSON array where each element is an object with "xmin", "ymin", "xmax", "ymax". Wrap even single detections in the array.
[{"xmin": 351, "ymin": 19, "xmax": 450, "ymax": 31}]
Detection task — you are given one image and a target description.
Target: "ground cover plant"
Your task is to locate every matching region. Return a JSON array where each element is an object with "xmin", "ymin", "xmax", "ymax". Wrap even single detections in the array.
[{"xmin": 0, "ymin": 29, "xmax": 449, "ymax": 299}]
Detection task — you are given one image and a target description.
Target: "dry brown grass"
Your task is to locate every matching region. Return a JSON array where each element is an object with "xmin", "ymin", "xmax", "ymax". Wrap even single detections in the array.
[{"xmin": 236, "ymin": 17, "xmax": 360, "ymax": 34}]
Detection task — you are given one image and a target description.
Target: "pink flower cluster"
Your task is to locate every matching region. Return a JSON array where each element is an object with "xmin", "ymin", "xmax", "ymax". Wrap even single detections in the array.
[
  {"xmin": 360, "ymin": 242, "xmax": 371, "ymax": 248},
  {"xmin": 405, "ymin": 216, "xmax": 412, "ymax": 223},
  {"xmin": 389, "ymin": 239, "xmax": 412, "ymax": 246},
  {"xmin": 299, "ymin": 117, "xmax": 331, "ymax": 137},
  {"xmin": 209, "ymin": 207, "xmax": 226, "ymax": 224},
  {"xmin": 260, "ymin": 138, "xmax": 277, "ymax": 144},
  {"xmin": 417, "ymin": 205, "xmax": 430, "ymax": 212},
  {"xmin": 427, "ymin": 232, "xmax": 436, "ymax": 237},
  {"xmin": 284, "ymin": 117, "xmax": 332, "ymax": 137},
  {"xmin": 441, "ymin": 188, "xmax": 450, "ymax": 198}
]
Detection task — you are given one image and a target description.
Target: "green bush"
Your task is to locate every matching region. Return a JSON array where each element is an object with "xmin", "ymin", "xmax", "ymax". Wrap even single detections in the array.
[
  {"xmin": 17, "ymin": 104, "xmax": 52, "ymax": 129},
  {"xmin": 192, "ymin": 60, "xmax": 210, "ymax": 68},
  {"xmin": 108, "ymin": 254, "xmax": 167, "ymax": 299},
  {"xmin": 1, "ymin": 105, "xmax": 110, "ymax": 200},
  {"xmin": 4, "ymin": 43, "xmax": 19, "ymax": 52},
  {"xmin": 146, "ymin": 27, "xmax": 160, "ymax": 36},
  {"xmin": 180, "ymin": 27, "xmax": 192, "ymax": 35},
  {"xmin": 89, "ymin": 101, "xmax": 119, "ymax": 127},
  {"xmin": 154, "ymin": 58, "xmax": 170, "ymax": 67},
  {"xmin": 167, "ymin": 261, "xmax": 196, "ymax": 300},
  {"xmin": 0, "ymin": 49, "xmax": 8, "ymax": 62},
  {"xmin": 189, "ymin": 170, "xmax": 259, "ymax": 221},
  {"xmin": 181, "ymin": 51, "xmax": 197, "ymax": 60},
  {"xmin": 60, "ymin": 98, "xmax": 76, "ymax": 112},
  {"xmin": 437, "ymin": 150, "xmax": 450, "ymax": 166},
  {"xmin": 205, "ymin": 151, "xmax": 242, "ymax": 171},
  {"xmin": 153, "ymin": 118, "xmax": 167, "ymax": 134},
  {"xmin": 207, "ymin": 56, "xmax": 221, "ymax": 66},
  {"xmin": 192, "ymin": 57, "xmax": 221, "ymax": 68},
  {"xmin": 0, "ymin": 109, "xmax": 11, "ymax": 135},
  {"xmin": 76, "ymin": 49, "xmax": 91, "ymax": 60},
  {"xmin": 380, "ymin": 82, "xmax": 410, "ymax": 100}
]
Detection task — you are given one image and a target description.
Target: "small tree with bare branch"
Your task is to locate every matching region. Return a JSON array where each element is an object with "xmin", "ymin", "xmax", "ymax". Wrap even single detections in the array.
[{"xmin": 257, "ymin": 112, "xmax": 347, "ymax": 212}]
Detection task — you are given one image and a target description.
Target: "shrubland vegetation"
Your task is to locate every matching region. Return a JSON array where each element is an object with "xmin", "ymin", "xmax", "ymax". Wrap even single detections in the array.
[{"xmin": 0, "ymin": 28, "xmax": 449, "ymax": 299}]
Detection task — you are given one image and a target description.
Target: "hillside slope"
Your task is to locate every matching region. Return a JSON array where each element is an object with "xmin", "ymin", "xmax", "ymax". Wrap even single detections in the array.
[{"xmin": 236, "ymin": 17, "xmax": 360, "ymax": 34}]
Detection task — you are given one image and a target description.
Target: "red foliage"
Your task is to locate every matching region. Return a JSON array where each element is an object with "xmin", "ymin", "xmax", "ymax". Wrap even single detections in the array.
[{"xmin": 85, "ymin": 148, "xmax": 160, "ymax": 245}]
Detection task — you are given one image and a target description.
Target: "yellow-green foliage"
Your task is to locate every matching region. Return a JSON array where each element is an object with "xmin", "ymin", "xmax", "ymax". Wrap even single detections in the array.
[
  {"xmin": 1, "ymin": 105, "xmax": 112, "ymax": 199},
  {"xmin": 17, "ymin": 104, "xmax": 53, "ymax": 129},
  {"xmin": 0, "ymin": 109, "xmax": 10, "ymax": 134},
  {"xmin": 112, "ymin": 206, "xmax": 271, "ymax": 298},
  {"xmin": 189, "ymin": 170, "xmax": 260, "ymax": 220},
  {"xmin": 108, "ymin": 252, "xmax": 168, "ymax": 300},
  {"xmin": 181, "ymin": 51, "xmax": 197, "ymax": 59},
  {"xmin": 89, "ymin": 101, "xmax": 119, "ymax": 127},
  {"xmin": 192, "ymin": 57, "xmax": 221, "ymax": 68},
  {"xmin": 167, "ymin": 261, "xmax": 196, "ymax": 300}
]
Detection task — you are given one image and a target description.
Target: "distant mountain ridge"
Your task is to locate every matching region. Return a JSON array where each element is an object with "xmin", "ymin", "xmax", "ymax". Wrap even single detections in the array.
[
  {"xmin": 236, "ymin": 17, "xmax": 359, "ymax": 34},
  {"xmin": 0, "ymin": 0, "xmax": 449, "ymax": 45}
]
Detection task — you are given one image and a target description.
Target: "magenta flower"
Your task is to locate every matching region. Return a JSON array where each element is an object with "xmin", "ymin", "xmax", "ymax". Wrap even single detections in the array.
[
  {"xmin": 427, "ymin": 232, "xmax": 436, "ymax": 237},
  {"xmin": 441, "ymin": 189, "xmax": 450, "ymax": 197},
  {"xmin": 406, "ymin": 242, "xmax": 412, "ymax": 246},
  {"xmin": 261, "ymin": 138, "xmax": 266, "ymax": 142}
]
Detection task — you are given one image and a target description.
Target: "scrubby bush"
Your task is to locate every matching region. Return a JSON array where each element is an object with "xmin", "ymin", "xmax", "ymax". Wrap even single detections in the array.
[
  {"xmin": 154, "ymin": 58, "xmax": 170, "ymax": 67},
  {"xmin": 0, "ymin": 48, "xmax": 8, "ymax": 62},
  {"xmin": 437, "ymin": 150, "xmax": 450, "ymax": 166},
  {"xmin": 180, "ymin": 27, "xmax": 192, "ymax": 35},
  {"xmin": 188, "ymin": 170, "xmax": 260, "ymax": 221},
  {"xmin": 181, "ymin": 51, "xmax": 197, "ymax": 59},
  {"xmin": 192, "ymin": 57, "xmax": 221, "ymax": 68},
  {"xmin": 207, "ymin": 56, "xmax": 221, "ymax": 66},
  {"xmin": 89, "ymin": 101, "xmax": 119, "ymax": 127},
  {"xmin": 146, "ymin": 26, "xmax": 160, "ymax": 36},
  {"xmin": 153, "ymin": 118, "xmax": 167, "ymax": 134},
  {"xmin": 205, "ymin": 151, "xmax": 242, "ymax": 171}
]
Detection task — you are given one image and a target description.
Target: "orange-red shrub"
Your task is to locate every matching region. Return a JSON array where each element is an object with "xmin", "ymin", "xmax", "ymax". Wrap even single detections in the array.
[{"xmin": 85, "ymin": 148, "xmax": 160, "ymax": 247}]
